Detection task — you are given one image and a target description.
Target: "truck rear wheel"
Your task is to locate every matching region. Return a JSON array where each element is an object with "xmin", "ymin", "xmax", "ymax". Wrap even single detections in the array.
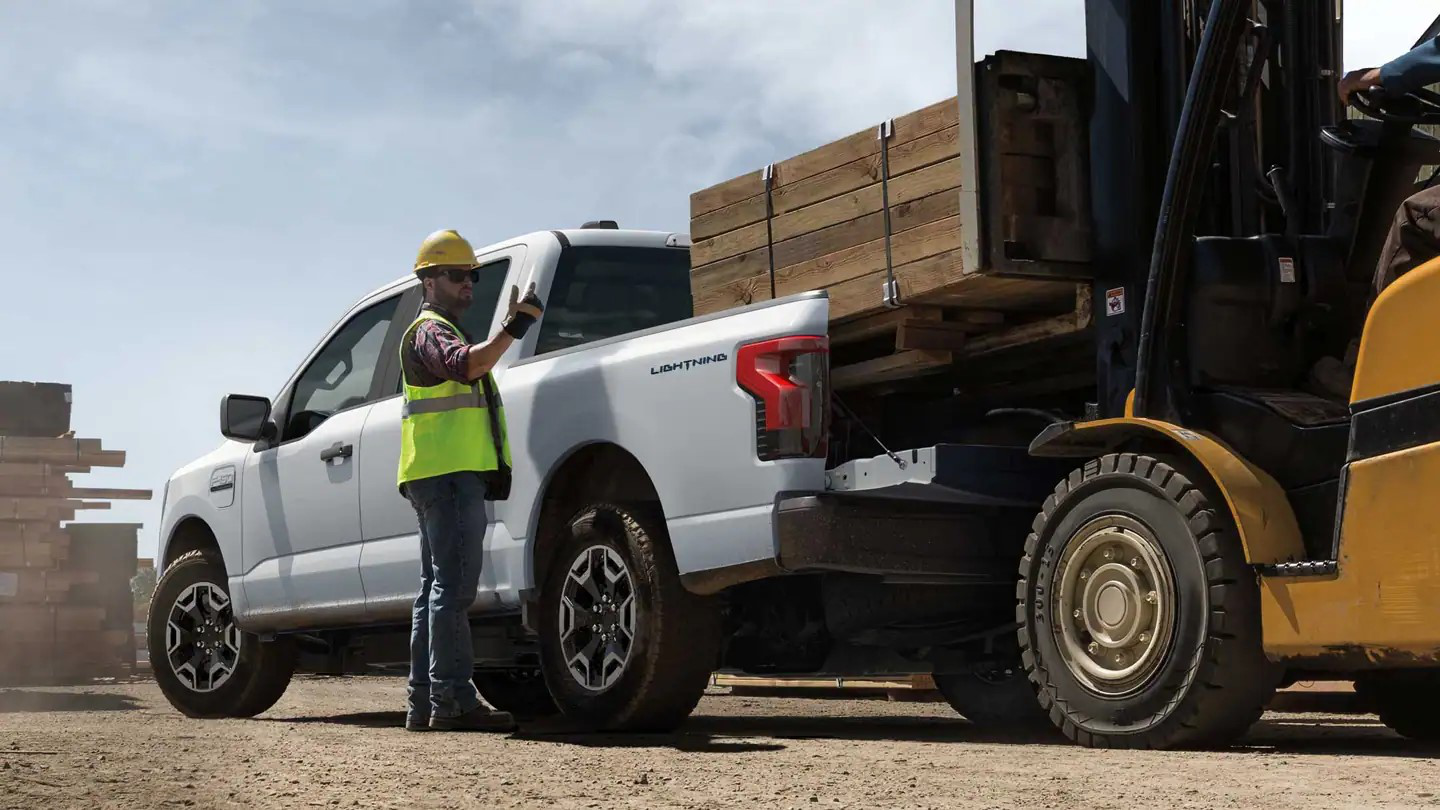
[
  {"xmin": 934, "ymin": 662, "xmax": 1052, "ymax": 733},
  {"xmin": 148, "ymin": 551, "xmax": 296, "ymax": 718},
  {"xmin": 1017, "ymin": 453, "xmax": 1276, "ymax": 749},
  {"xmin": 539, "ymin": 503, "xmax": 721, "ymax": 731}
]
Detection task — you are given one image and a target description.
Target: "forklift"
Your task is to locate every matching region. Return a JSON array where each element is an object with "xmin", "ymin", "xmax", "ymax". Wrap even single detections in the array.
[{"xmin": 1007, "ymin": 0, "xmax": 1440, "ymax": 748}]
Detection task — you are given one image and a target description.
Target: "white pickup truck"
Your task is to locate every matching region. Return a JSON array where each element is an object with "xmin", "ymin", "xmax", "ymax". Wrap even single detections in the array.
[{"xmin": 152, "ymin": 223, "xmax": 1052, "ymax": 731}]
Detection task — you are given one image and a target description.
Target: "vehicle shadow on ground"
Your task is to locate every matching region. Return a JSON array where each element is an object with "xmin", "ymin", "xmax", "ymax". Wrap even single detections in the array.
[
  {"xmin": 0, "ymin": 690, "xmax": 143, "ymax": 714},
  {"xmin": 1239, "ymin": 715, "xmax": 1440, "ymax": 759}
]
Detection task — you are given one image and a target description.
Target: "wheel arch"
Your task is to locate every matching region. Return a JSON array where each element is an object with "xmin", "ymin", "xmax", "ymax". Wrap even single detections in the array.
[
  {"xmin": 1030, "ymin": 417, "xmax": 1304, "ymax": 565},
  {"xmin": 529, "ymin": 442, "xmax": 663, "ymax": 603},
  {"xmin": 161, "ymin": 516, "xmax": 223, "ymax": 573}
]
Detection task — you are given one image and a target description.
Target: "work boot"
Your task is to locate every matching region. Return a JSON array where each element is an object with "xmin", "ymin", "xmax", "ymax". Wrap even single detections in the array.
[
  {"xmin": 405, "ymin": 713, "xmax": 432, "ymax": 732},
  {"xmin": 428, "ymin": 705, "xmax": 517, "ymax": 732}
]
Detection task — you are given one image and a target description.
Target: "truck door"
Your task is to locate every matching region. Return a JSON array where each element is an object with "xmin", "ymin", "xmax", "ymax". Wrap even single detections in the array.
[
  {"xmin": 358, "ymin": 250, "xmax": 522, "ymax": 623},
  {"xmin": 238, "ymin": 292, "xmax": 404, "ymax": 628}
]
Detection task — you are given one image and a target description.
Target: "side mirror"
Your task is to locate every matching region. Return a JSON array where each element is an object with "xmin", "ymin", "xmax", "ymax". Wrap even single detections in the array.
[{"xmin": 220, "ymin": 394, "xmax": 275, "ymax": 443}]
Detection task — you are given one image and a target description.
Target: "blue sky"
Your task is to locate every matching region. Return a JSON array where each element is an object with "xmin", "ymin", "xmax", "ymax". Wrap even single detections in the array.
[{"xmin": 0, "ymin": 1, "xmax": 1434, "ymax": 559}]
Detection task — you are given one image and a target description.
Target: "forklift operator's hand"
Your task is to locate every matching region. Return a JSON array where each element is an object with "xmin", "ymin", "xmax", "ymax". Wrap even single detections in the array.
[{"xmin": 1339, "ymin": 67, "xmax": 1383, "ymax": 106}]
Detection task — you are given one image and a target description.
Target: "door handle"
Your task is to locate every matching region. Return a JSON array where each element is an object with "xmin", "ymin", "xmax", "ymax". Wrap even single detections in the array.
[{"xmin": 320, "ymin": 442, "xmax": 354, "ymax": 463}]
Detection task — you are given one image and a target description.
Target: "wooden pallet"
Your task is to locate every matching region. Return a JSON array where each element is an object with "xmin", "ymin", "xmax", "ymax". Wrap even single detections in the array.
[{"xmin": 829, "ymin": 284, "xmax": 1093, "ymax": 391}]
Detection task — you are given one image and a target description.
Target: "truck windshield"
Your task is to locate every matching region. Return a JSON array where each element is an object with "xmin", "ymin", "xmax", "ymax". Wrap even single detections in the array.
[{"xmin": 534, "ymin": 245, "xmax": 694, "ymax": 355}]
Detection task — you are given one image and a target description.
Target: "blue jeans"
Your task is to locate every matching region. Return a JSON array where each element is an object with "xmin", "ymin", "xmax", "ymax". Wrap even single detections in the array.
[{"xmin": 405, "ymin": 472, "xmax": 489, "ymax": 719}]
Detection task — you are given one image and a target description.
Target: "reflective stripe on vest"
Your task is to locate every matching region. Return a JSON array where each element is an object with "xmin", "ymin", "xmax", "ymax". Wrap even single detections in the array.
[
  {"xmin": 400, "ymin": 388, "xmax": 496, "ymax": 418},
  {"xmin": 396, "ymin": 310, "xmax": 512, "ymax": 487}
]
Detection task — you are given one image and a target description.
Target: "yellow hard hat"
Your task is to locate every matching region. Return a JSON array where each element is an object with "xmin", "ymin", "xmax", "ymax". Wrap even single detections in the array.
[{"xmin": 413, "ymin": 229, "xmax": 480, "ymax": 274}]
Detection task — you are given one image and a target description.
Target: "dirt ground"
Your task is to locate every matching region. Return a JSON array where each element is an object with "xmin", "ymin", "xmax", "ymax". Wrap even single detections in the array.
[{"xmin": 1, "ymin": 675, "xmax": 1437, "ymax": 810}]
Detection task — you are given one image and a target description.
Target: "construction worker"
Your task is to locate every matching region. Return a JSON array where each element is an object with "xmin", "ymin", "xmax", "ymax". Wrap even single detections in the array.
[
  {"xmin": 397, "ymin": 229, "xmax": 543, "ymax": 732},
  {"xmin": 1340, "ymin": 33, "xmax": 1440, "ymax": 294}
]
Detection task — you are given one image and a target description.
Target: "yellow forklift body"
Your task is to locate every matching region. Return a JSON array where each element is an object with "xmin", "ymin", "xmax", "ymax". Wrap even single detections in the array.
[{"xmin": 1261, "ymin": 256, "xmax": 1440, "ymax": 665}]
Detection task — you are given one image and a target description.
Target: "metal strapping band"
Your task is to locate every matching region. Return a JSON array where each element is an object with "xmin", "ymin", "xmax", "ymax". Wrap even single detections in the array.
[
  {"xmin": 763, "ymin": 163, "xmax": 777, "ymax": 301},
  {"xmin": 878, "ymin": 119, "xmax": 901, "ymax": 309},
  {"xmin": 402, "ymin": 389, "xmax": 487, "ymax": 418}
]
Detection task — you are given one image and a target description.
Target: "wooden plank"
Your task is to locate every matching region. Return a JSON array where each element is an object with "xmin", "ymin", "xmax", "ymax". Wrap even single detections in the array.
[
  {"xmin": 693, "ymin": 208, "xmax": 963, "ymax": 316},
  {"xmin": 691, "ymin": 188, "xmax": 959, "ymax": 295},
  {"xmin": 962, "ymin": 284, "xmax": 1093, "ymax": 358},
  {"xmin": 774, "ymin": 215, "xmax": 961, "ymax": 298},
  {"xmin": 832, "ymin": 350, "xmax": 951, "ymax": 391},
  {"xmin": 831, "ymin": 306, "xmax": 940, "ymax": 345},
  {"xmin": 691, "ymin": 157, "xmax": 963, "ymax": 267},
  {"xmin": 831, "ymin": 307, "xmax": 1004, "ymax": 346},
  {"xmin": 824, "ymin": 249, "xmax": 969, "ymax": 322},
  {"xmin": 0, "ymin": 437, "xmax": 124, "ymax": 467},
  {"xmin": 895, "ymin": 320, "xmax": 971, "ymax": 352},
  {"xmin": 0, "ymin": 462, "xmax": 86, "ymax": 478},
  {"xmin": 692, "ymin": 124, "xmax": 961, "ymax": 241},
  {"xmin": 690, "ymin": 96, "xmax": 958, "ymax": 217},
  {"xmin": 65, "ymin": 487, "xmax": 152, "ymax": 501}
]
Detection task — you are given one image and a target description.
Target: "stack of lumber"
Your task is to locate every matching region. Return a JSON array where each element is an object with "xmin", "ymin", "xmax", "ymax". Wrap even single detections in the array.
[
  {"xmin": 0, "ymin": 381, "xmax": 150, "ymax": 685},
  {"xmin": 689, "ymin": 53, "xmax": 1095, "ymax": 393}
]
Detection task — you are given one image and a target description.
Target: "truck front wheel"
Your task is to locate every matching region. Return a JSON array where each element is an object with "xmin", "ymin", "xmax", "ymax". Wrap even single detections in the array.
[
  {"xmin": 148, "ymin": 550, "xmax": 296, "ymax": 718},
  {"xmin": 1017, "ymin": 453, "xmax": 1277, "ymax": 749},
  {"xmin": 539, "ymin": 503, "xmax": 721, "ymax": 731}
]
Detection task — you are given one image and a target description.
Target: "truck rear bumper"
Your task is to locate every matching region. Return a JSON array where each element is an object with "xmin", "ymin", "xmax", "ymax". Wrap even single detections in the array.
[{"xmin": 679, "ymin": 492, "xmax": 1033, "ymax": 595}]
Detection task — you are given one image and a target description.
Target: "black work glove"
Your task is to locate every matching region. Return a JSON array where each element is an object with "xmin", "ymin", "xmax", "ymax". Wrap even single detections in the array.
[{"xmin": 502, "ymin": 283, "xmax": 545, "ymax": 339}]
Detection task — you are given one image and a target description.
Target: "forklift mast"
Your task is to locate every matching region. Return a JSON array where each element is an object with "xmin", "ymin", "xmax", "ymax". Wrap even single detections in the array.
[{"xmin": 1083, "ymin": 0, "xmax": 1341, "ymax": 417}]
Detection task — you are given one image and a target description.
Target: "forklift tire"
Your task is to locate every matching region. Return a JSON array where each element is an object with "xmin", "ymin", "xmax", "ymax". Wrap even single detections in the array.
[
  {"xmin": 148, "ymin": 551, "xmax": 296, "ymax": 719},
  {"xmin": 1356, "ymin": 671, "xmax": 1440, "ymax": 741},
  {"xmin": 1017, "ymin": 453, "xmax": 1277, "ymax": 749},
  {"xmin": 934, "ymin": 663, "xmax": 1053, "ymax": 733},
  {"xmin": 538, "ymin": 503, "xmax": 722, "ymax": 731},
  {"xmin": 473, "ymin": 669, "xmax": 559, "ymax": 717}
]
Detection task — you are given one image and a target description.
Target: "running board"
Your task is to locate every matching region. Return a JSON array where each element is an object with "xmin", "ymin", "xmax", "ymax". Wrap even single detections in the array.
[{"xmin": 1258, "ymin": 559, "xmax": 1338, "ymax": 577}]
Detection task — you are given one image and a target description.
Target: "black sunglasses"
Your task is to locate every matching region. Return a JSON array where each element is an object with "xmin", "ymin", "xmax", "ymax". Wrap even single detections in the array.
[{"xmin": 429, "ymin": 268, "xmax": 478, "ymax": 284}]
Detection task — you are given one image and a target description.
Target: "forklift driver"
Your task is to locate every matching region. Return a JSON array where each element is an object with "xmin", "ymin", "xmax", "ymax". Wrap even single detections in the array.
[
  {"xmin": 1340, "ymin": 33, "xmax": 1440, "ymax": 294},
  {"xmin": 1306, "ymin": 36, "xmax": 1440, "ymax": 399}
]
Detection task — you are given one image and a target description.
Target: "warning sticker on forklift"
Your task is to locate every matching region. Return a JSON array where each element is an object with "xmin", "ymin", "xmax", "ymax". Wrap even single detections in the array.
[
  {"xmin": 1174, "ymin": 429, "xmax": 1203, "ymax": 441},
  {"xmin": 1279, "ymin": 257, "xmax": 1296, "ymax": 283},
  {"xmin": 1105, "ymin": 287, "xmax": 1125, "ymax": 316}
]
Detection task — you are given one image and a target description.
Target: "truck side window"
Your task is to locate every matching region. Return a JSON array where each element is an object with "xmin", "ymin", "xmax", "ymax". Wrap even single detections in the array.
[
  {"xmin": 285, "ymin": 294, "xmax": 402, "ymax": 442},
  {"xmin": 534, "ymin": 247, "xmax": 693, "ymax": 355}
]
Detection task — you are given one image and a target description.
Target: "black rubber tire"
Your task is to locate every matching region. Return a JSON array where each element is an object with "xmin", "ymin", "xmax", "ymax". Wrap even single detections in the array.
[
  {"xmin": 1017, "ymin": 453, "xmax": 1277, "ymax": 749},
  {"xmin": 147, "ymin": 551, "xmax": 297, "ymax": 719},
  {"xmin": 934, "ymin": 663, "xmax": 1053, "ymax": 732},
  {"xmin": 474, "ymin": 669, "xmax": 559, "ymax": 717},
  {"xmin": 1356, "ymin": 671, "xmax": 1440, "ymax": 741},
  {"xmin": 539, "ymin": 503, "xmax": 722, "ymax": 731}
]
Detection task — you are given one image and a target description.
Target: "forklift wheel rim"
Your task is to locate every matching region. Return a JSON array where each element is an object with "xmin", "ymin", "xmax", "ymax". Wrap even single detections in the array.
[{"xmin": 1051, "ymin": 514, "xmax": 1177, "ymax": 698}]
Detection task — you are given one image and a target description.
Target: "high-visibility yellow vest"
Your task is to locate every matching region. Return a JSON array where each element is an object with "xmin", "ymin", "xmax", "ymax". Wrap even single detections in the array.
[{"xmin": 396, "ymin": 310, "xmax": 511, "ymax": 487}]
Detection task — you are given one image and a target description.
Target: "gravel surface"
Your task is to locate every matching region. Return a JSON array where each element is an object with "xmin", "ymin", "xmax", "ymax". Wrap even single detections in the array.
[{"xmin": 1, "ymin": 675, "xmax": 1437, "ymax": 809}]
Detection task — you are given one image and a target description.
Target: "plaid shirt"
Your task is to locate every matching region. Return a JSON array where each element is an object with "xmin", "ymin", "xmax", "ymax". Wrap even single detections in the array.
[{"xmin": 401, "ymin": 304, "xmax": 473, "ymax": 387}]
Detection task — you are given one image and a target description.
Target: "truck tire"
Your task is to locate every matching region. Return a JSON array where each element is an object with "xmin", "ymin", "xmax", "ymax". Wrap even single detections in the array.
[
  {"xmin": 474, "ymin": 669, "xmax": 558, "ymax": 717},
  {"xmin": 1356, "ymin": 671, "xmax": 1440, "ymax": 740},
  {"xmin": 538, "ymin": 503, "xmax": 721, "ymax": 731},
  {"xmin": 148, "ymin": 550, "xmax": 296, "ymax": 719},
  {"xmin": 1017, "ymin": 453, "xmax": 1277, "ymax": 749},
  {"xmin": 934, "ymin": 662, "xmax": 1052, "ymax": 733}
]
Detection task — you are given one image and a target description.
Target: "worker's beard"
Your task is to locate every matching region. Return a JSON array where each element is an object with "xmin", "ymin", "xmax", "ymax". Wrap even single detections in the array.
[{"xmin": 429, "ymin": 284, "xmax": 472, "ymax": 315}]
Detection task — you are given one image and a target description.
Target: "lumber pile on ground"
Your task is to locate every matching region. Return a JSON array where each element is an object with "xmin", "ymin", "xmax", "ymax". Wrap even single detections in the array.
[
  {"xmin": 0, "ymin": 381, "xmax": 149, "ymax": 685},
  {"xmin": 689, "ymin": 53, "xmax": 1095, "ymax": 394}
]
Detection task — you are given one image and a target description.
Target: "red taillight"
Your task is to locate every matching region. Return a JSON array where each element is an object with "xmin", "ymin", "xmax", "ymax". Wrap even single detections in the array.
[{"xmin": 737, "ymin": 336, "xmax": 829, "ymax": 460}]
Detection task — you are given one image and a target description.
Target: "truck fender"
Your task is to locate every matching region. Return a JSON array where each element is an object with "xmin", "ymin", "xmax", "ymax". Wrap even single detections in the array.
[{"xmin": 1029, "ymin": 417, "xmax": 1305, "ymax": 565}]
